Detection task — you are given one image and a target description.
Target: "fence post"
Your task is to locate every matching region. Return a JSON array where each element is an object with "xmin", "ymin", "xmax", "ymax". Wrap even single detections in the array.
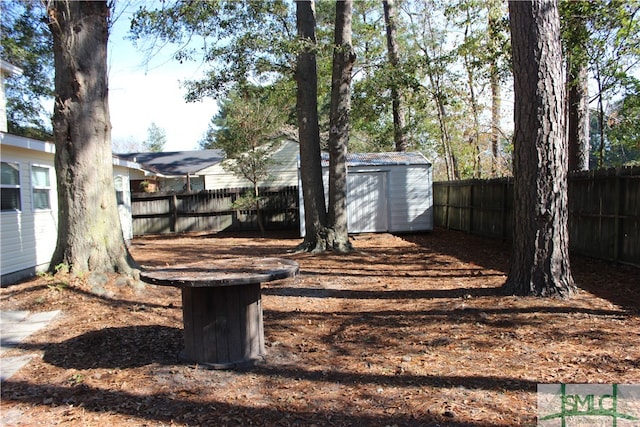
[
  {"xmin": 445, "ymin": 184, "xmax": 450, "ymax": 229},
  {"xmin": 468, "ymin": 182, "xmax": 474, "ymax": 233},
  {"xmin": 613, "ymin": 172, "xmax": 622, "ymax": 263},
  {"xmin": 502, "ymin": 179, "xmax": 509, "ymax": 241},
  {"xmin": 170, "ymin": 194, "xmax": 177, "ymax": 233}
]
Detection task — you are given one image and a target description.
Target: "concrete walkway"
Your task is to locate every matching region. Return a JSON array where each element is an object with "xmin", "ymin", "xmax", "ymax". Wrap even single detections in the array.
[{"xmin": 0, "ymin": 310, "xmax": 61, "ymax": 382}]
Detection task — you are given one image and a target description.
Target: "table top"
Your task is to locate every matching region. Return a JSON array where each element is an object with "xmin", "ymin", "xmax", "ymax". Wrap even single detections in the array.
[{"xmin": 139, "ymin": 257, "xmax": 299, "ymax": 288}]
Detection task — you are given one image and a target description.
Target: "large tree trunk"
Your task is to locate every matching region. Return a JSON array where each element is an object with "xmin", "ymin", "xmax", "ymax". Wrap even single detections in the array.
[
  {"xmin": 432, "ymin": 80, "xmax": 458, "ymax": 181},
  {"xmin": 488, "ymin": 0, "xmax": 503, "ymax": 177},
  {"xmin": 567, "ymin": 58, "xmax": 590, "ymax": 171},
  {"xmin": 48, "ymin": 1, "xmax": 137, "ymax": 277},
  {"xmin": 295, "ymin": 0, "xmax": 329, "ymax": 252},
  {"xmin": 490, "ymin": 70, "xmax": 502, "ymax": 176},
  {"xmin": 383, "ymin": 0, "xmax": 407, "ymax": 152},
  {"xmin": 503, "ymin": 0, "xmax": 576, "ymax": 297},
  {"xmin": 562, "ymin": 5, "xmax": 590, "ymax": 172},
  {"xmin": 462, "ymin": 7, "xmax": 481, "ymax": 179},
  {"xmin": 327, "ymin": 0, "xmax": 355, "ymax": 253}
]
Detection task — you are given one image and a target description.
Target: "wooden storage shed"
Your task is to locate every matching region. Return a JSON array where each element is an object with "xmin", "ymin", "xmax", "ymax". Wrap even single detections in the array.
[{"xmin": 299, "ymin": 152, "xmax": 433, "ymax": 235}]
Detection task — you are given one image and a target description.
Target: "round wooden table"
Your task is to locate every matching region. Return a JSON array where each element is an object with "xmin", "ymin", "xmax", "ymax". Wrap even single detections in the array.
[{"xmin": 140, "ymin": 257, "xmax": 299, "ymax": 369}]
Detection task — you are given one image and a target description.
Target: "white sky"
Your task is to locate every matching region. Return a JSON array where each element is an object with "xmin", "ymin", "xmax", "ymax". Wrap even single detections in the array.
[{"xmin": 107, "ymin": 4, "xmax": 218, "ymax": 153}]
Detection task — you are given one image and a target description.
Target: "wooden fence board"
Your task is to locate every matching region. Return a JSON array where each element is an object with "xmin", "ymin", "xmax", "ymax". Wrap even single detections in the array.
[
  {"xmin": 131, "ymin": 186, "xmax": 299, "ymax": 235},
  {"xmin": 434, "ymin": 167, "xmax": 640, "ymax": 266}
]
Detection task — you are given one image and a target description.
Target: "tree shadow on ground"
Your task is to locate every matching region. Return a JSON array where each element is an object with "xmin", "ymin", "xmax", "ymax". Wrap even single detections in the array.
[
  {"xmin": 398, "ymin": 229, "xmax": 511, "ymax": 274},
  {"xmin": 570, "ymin": 256, "xmax": 640, "ymax": 312},
  {"xmin": 250, "ymin": 363, "xmax": 537, "ymax": 393},
  {"xmin": 10, "ymin": 309, "xmax": 532, "ymax": 426},
  {"xmin": 41, "ymin": 326, "xmax": 183, "ymax": 369},
  {"xmin": 264, "ymin": 286, "xmax": 501, "ymax": 299},
  {"xmin": 399, "ymin": 228, "xmax": 640, "ymax": 312},
  {"xmin": 0, "ymin": 378, "xmax": 508, "ymax": 427},
  {"xmin": 131, "ymin": 231, "xmax": 300, "ymax": 265}
]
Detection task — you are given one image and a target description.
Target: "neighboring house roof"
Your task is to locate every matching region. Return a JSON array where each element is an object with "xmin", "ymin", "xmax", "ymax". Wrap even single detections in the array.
[
  {"xmin": 0, "ymin": 132, "xmax": 149, "ymax": 173},
  {"xmin": 114, "ymin": 150, "xmax": 225, "ymax": 176},
  {"xmin": 318, "ymin": 151, "xmax": 431, "ymax": 168}
]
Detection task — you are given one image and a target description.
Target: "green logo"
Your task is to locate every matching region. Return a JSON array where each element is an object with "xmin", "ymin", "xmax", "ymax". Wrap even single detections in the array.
[{"xmin": 538, "ymin": 384, "xmax": 640, "ymax": 426}]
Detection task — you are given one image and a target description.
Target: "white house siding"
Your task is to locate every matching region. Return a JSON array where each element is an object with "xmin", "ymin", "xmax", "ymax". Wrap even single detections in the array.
[
  {"xmin": 1, "ymin": 133, "xmax": 137, "ymax": 284},
  {"xmin": 202, "ymin": 140, "xmax": 299, "ymax": 190},
  {"xmin": 128, "ymin": 168, "xmax": 148, "ymax": 182},
  {"xmin": 1, "ymin": 136, "xmax": 58, "ymax": 283}
]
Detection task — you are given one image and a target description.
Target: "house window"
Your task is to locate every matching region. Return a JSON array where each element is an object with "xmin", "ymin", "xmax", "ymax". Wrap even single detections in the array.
[
  {"xmin": 1, "ymin": 161, "xmax": 21, "ymax": 211},
  {"xmin": 114, "ymin": 176, "xmax": 125, "ymax": 205},
  {"xmin": 31, "ymin": 165, "xmax": 51, "ymax": 210}
]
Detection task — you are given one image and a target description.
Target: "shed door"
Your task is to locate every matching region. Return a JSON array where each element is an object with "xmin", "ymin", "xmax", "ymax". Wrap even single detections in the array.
[{"xmin": 347, "ymin": 172, "xmax": 387, "ymax": 233}]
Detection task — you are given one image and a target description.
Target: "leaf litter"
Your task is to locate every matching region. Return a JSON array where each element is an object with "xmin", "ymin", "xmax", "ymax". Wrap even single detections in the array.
[{"xmin": 1, "ymin": 228, "xmax": 638, "ymax": 426}]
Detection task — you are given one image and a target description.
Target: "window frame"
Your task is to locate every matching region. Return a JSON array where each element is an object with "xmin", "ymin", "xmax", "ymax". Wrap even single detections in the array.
[
  {"xmin": 1, "ymin": 161, "xmax": 22, "ymax": 212},
  {"xmin": 30, "ymin": 163, "xmax": 53, "ymax": 211},
  {"xmin": 114, "ymin": 175, "xmax": 125, "ymax": 206}
]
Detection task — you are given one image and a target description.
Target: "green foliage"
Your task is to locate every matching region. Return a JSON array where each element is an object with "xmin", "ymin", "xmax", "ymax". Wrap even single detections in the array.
[
  {"xmin": 561, "ymin": 0, "xmax": 640, "ymax": 168},
  {"xmin": 143, "ymin": 122, "xmax": 167, "ymax": 152},
  {"xmin": 37, "ymin": 263, "xmax": 70, "ymax": 291},
  {"xmin": 46, "ymin": 281, "xmax": 69, "ymax": 292},
  {"xmin": 129, "ymin": 0, "xmax": 297, "ymax": 101},
  {"xmin": 0, "ymin": 0, "xmax": 54, "ymax": 139},
  {"xmin": 67, "ymin": 373, "xmax": 84, "ymax": 385},
  {"xmin": 561, "ymin": 0, "xmax": 640, "ymax": 97},
  {"xmin": 590, "ymin": 79, "xmax": 640, "ymax": 167},
  {"xmin": 608, "ymin": 80, "xmax": 640, "ymax": 160},
  {"xmin": 560, "ymin": 1, "xmax": 591, "ymax": 66},
  {"xmin": 54, "ymin": 263, "xmax": 69, "ymax": 275},
  {"xmin": 129, "ymin": 0, "xmax": 637, "ymax": 178},
  {"xmin": 231, "ymin": 191, "xmax": 264, "ymax": 212},
  {"xmin": 201, "ymin": 91, "xmax": 286, "ymax": 186}
]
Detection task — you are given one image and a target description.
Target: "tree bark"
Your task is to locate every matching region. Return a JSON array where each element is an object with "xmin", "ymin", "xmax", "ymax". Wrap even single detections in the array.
[
  {"xmin": 462, "ymin": 7, "xmax": 481, "ymax": 178},
  {"xmin": 327, "ymin": 0, "xmax": 355, "ymax": 253},
  {"xmin": 383, "ymin": 0, "xmax": 408, "ymax": 152},
  {"xmin": 488, "ymin": 0, "xmax": 503, "ymax": 177},
  {"xmin": 561, "ymin": 3, "xmax": 591, "ymax": 172},
  {"xmin": 295, "ymin": 0, "xmax": 329, "ymax": 252},
  {"xmin": 48, "ymin": 1, "xmax": 137, "ymax": 277},
  {"xmin": 503, "ymin": 0, "xmax": 576, "ymax": 297},
  {"xmin": 490, "ymin": 69, "xmax": 502, "ymax": 176},
  {"xmin": 567, "ymin": 57, "xmax": 590, "ymax": 171}
]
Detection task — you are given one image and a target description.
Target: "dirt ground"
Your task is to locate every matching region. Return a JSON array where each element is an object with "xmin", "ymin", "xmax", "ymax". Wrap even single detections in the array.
[{"xmin": 1, "ymin": 228, "xmax": 639, "ymax": 426}]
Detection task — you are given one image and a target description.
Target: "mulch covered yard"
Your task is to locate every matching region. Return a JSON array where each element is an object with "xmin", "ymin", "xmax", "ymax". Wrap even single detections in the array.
[{"xmin": 1, "ymin": 228, "xmax": 639, "ymax": 426}]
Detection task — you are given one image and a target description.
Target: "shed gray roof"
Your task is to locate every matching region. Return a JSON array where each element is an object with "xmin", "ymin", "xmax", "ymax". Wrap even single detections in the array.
[
  {"xmin": 319, "ymin": 152, "xmax": 431, "ymax": 168},
  {"xmin": 114, "ymin": 150, "xmax": 225, "ymax": 176}
]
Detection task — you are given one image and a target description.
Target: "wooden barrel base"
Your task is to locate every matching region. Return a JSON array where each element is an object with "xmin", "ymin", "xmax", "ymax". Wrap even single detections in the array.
[
  {"xmin": 179, "ymin": 350, "xmax": 263, "ymax": 370},
  {"xmin": 139, "ymin": 258, "xmax": 299, "ymax": 370},
  {"xmin": 180, "ymin": 283, "xmax": 265, "ymax": 369}
]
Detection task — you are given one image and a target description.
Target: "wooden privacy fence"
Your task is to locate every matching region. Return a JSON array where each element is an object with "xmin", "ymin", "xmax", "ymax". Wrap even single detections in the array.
[
  {"xmin": 433, "ymin": 166, "xmax": 640, "ymax": 266},
  {"xmin": 131, "ymin": 186, "xmax": 299, "ymax": 236}
]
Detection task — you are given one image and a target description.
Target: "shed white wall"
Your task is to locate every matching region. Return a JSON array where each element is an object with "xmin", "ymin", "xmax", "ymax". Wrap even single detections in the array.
[
  {"xmin": 1, "ymin": 133, "xmax": 135, "ymax": 284},
  {"xmin": 299, "ymin": 162, "xmax": 432, "ymax": 236},
  {"xmin": 202, "ymin": 140, "xmax": 299, "ymax": 190},
  {"xmin": 386, "ymin": 165, "xmax": 433, "ymax": 232}
]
